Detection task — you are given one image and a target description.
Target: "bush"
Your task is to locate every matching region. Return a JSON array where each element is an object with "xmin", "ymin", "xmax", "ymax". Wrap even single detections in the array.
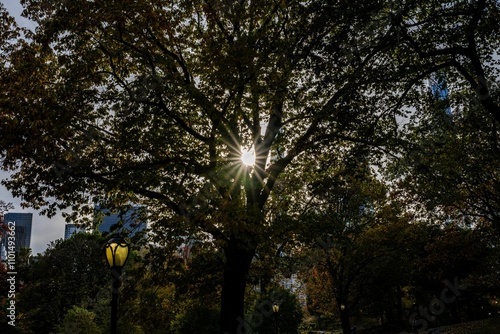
[
  {"xmin": 58, "ymin": 306, "xmax": 102, "ymax": 334},
  {"xmin": 171, "ymin": 304, "xmax": 220, "ymax": 334}
]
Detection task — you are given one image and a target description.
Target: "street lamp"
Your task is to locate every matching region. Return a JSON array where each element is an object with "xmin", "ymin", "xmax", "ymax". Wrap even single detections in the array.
[
  {"xmin": 273, "ymin": 303, "xmax": 280, "ymax": 334},
  {"xmin": 272, "ymin": 303, "xmax": 280, "ymax": 314},
  {"xmin": 105, "ymin": 236, "xmax": 130, "ymax": 334}
]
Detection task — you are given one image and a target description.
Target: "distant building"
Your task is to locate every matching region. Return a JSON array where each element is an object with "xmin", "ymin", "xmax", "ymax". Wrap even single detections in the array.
[
  {"xmin": 64, "ymin": 223, "xmax": 86, "ymax": 240},
  {"xmin": 95, "ymin": 205, "xmax": 147, "ymax": 238},
  {"xmin": 429, "ymin": 73, "xmax": 452, "ymax": 115},
  {"xmin": 0, "ymin": 213, "xmax": 33, "ymax": 260}
]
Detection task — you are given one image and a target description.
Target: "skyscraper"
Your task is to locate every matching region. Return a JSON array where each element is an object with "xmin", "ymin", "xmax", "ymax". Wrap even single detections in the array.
[
  {"xmin": 95, "ymin": 205, "xmax": 147, "ymax": 238},
  {"xmin": 0, "ymin": 213, "xmax": 33, "ymax": 259},
  {"xmin": 429, "ymin": 73, "xmax": 452, "ymax": 115},
  {"xmin": 64, "ymin": 223, "xmax": 86, "ymax": 240}
]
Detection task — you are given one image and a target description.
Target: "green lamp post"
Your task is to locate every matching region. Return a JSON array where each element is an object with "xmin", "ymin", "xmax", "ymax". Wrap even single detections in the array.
[{"xmin": 105, "ymin": 236, "xmax": 130, "ymax": 334}]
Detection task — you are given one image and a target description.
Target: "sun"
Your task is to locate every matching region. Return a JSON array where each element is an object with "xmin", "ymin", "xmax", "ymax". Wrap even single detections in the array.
[{"xmin": 241, "ymin": 148, "xmax": 255, "ymax": 166}]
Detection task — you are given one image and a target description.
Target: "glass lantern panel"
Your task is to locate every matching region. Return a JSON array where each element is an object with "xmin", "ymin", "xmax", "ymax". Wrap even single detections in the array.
[
  {"xmin": 105, "ymin": 243, "xmax": 116, "ymax": 267},
  {"xmin": 114, "ymin": 244, "xmax": 129, "ymax": 267}
]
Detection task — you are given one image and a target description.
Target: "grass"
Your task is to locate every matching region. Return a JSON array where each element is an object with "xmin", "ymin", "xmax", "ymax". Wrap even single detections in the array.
[
  {"xmin": 432, "ymin": 317, "xmax": 500, "ymax": 333},
  {"xmin": 301, "ymin": 317, "xmax": 500, "ymax": 334}
]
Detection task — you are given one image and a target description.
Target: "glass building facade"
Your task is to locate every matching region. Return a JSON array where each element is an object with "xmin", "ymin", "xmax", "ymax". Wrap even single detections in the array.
[
  {"xmin": 64, "ymin": 223, "xmax": 86, "ymax": 240},
  {"xmin": 95, "ymin": 205, "xmax": 147, "ymax": 238},
  {"xmin": 1, "ymin": 213, "xmax": 33, "ymax": 259}
]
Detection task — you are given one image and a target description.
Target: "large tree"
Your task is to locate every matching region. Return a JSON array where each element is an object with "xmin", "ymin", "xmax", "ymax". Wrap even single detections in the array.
[{"xmin": 0, "ymin": 1, "xmax": 431, "ymax": 332}]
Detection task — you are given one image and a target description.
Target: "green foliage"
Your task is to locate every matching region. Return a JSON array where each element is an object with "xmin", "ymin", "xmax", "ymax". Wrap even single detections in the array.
[
  {"xmin": 17, "ymin": 233, "xmax": 109, "ymax": 333},
  {"xmin": 393, "ymin": 0, "xmax": 500, "ymax": 122},
  {"xmin": 171, "ymin": 304, "xmax": 220, "ymax": 334},
  {"xmin": 390, "ymin": 96, "xmax": 500, "ymax": 229},
  {"xmin": 57, "ymin": 306, "xmax": 102, "ymax": 334},
  {"xmin": 246, "ymin": 287, "xmax": 303, "ymax": 334},
  {"xmin": 110, "ymin": 242, "xmax": 224, "ymax": 334}
]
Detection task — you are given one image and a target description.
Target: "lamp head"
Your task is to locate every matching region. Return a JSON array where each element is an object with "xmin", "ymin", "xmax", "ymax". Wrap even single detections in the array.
[
  {"xmin": 272, "ymin": 303, "xmax": 279, "ymax": 313},
  {"xmin": 105, "ymin": 236, "xmax": 130, "ymax": 270}
]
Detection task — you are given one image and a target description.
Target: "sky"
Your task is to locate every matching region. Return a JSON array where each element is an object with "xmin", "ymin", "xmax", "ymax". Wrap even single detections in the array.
[
  {"xmin": 1, "ymin": 1, "xmax": 37, "ymax": 32},
  {"xmin": 1, "ymin": 1, "xmax": 66, "ymax": 255}
]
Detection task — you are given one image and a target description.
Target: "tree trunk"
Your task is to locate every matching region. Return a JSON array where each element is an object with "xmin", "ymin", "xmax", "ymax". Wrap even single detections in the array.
[
  {"xmin": 397, "ymin": 286, "xmax": 403, "ymax": 324},
  {"xmin": 340, "ymin": 308, "xmax": 351, "ymax": 334},
  {"xmin": 220, "ymin": 241, "xmax": 255, "ymax": 334},
  {"xmin": 450, "ymin": 303, "xmax": 460, "ymax": 324}
]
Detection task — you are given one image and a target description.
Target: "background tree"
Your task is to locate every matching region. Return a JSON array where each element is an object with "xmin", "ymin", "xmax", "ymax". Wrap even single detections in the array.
[
  {"xmin": 380, "ymin": 2, "xmax": 500, "ymax": 326},
  {"xmin": 389, "ymin": 90, "xmax": 500, "ymax": 233},
  {"xmin": 17, "ymin": 233, "xmax": 108, "ymax": 334},
  {"xmin": 145, "ymin": 241, "xmax": 224, "ymax": 334},
  {"xmin": 295, "ymin": 152, "xmax": 406, "ymax": 334},
  {"xmin": 404, "ymin": 221, "xmax": 496, "ymax": 327},
  {"xmin": 0, "ymin": 1, "xmax": 404, "ymax": 332}
]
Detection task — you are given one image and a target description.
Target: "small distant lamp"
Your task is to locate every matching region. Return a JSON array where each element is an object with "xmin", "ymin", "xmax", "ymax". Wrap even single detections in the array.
[
  {"xmin": 105, "ymin": 236, "xmax": 130, "ymax": 334},
  {"xmin": 273, "ymin": 303, "xmax": 280, "ymax": 334}
]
